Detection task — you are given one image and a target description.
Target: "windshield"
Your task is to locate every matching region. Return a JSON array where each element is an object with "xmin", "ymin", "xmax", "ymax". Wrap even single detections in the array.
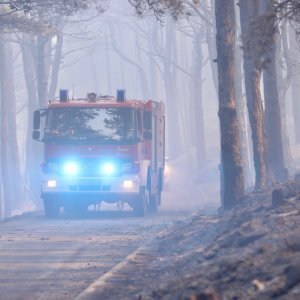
[{"xmin": 45, "ymin": 107, "xmax": 136, "ymax": 144}]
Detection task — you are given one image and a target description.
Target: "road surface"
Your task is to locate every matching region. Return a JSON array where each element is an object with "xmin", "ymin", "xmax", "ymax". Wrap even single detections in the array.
[
  {"xmin": 0, "ymin": 205, "xmax": 199, "ymax": 300},
  {"xmin": 0, "ymin": 163, "xmax": 219, "ymax": 300}
]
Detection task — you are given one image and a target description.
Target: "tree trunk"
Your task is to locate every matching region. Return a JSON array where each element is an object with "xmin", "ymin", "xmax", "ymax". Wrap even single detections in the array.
[
  {"xmin": 149, "ymin": 21, "xmax": 160, "ymax": 100},
  {"xmin": 239, "ymin": 0, "xmax": 267, "ymax": 190},
  {"xmin": 163, "ymin": 16, "xmax": 183, "ymax": 159},
  {"xmin": 292, "ymin": 77, "xmax": 300, "ymax": 144},
  {"xmin": 215, "ymin": 0, "xmax": 244, "ymax": 209},
  {"xmin": 234, "ymin": 5, "xmax": 253, "ymax": 189},
  {"xmin": 0, "ymin": 38, "xmax": 24, "ymax": 217},
  {"xmin": 192, "ymin": 29, "xmax": 206, "ymax": 170},
  {"xmin": 35, "ymin": 34, "xmax": 51, "ymax": 106},
  {"xmin": 288, "ymin": 23, "xmax": 300, "ymax": 144},
  {"xmin": 135, "ymin": 34, "xmax": 150, "ymax": 98},
  {"xmin": 21, "ymin": 33, "xmax": 43, "ymax": 208},
  {"xmin": 105, "ymin": 46, "xmax": 112, "ymax": 93},
  {"xmin": 48, "ymin": 19, "xmax": 65, "ymax": 99},
  {"xmin": 276, "ymin": 21, "xmax": 294, "ymax": 175},
  {"xmin": 109, "ymin": 23, "xmax": 150, "ymax": 98},
  {"xmin": 261, "ymin": 0, "xmax": 288, "ymax": 182},
  {"xmin": 5, "ymin": 41, "xmax": 24, "ymax": 209},
  {"xmin": 205, "ymin": 0, "xmax": 218, "ymax": 94},
  {"xmin": 0, "ymin": 39, "xmax": 11, "ymax": 217}
]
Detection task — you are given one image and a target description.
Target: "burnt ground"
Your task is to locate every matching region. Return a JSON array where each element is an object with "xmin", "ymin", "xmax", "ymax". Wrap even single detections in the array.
[{"xmin": 77, "ymin": 179, "xmax": 300, "ymax": 300}]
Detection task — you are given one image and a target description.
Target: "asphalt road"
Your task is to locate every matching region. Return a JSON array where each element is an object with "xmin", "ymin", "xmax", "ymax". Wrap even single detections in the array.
[
  {"xmin": 0, "ymin": 206, "xmax": 195, "ymax": 300},
  {"xmin": 0, "ymin": 163, "xmax": 219, "ymax": 300}
]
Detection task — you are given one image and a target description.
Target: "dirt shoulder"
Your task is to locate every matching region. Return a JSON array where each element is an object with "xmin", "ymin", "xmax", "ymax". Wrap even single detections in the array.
[{"xmin": 77, "ymin": 180, "xmax": 300, "ymax": 300}]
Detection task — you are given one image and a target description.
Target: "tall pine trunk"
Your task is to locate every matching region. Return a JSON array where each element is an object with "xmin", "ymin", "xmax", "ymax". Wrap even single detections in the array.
[
  {"xmin": 240, "ymin": 0, "xmax": 267, "ymax": 190},
  {"xmin": 235, "ymin": 8, "xmax": 252, "ymax": 189},
  {"xmin": 192, "ymin": 29, "xmax": 206, "ymax": 170},
  {"xmin": 288, "ymin": 23, "xmax": 300, "ymax": 144},
  {"xmin": 21, "ymin": 34, "xmax": 43, "ymax": 208},
  {"xmin": 48, "ymin": 18, "xmax": 65, "ymax": 99},
  {"xmin": 0, "ymin": 38, "xmax": 24, "ymax": 217},
  {"xmin": 261, "ymin": 0, "xmax": 287, "ymax": 182},
  {"xmin": 205, "ymin": 0, "xmax": 218, "ymax": 94},
  {"xmin": 163, "ymin": 16, "xmax": 183, "ymax": 159},
  {"xmin": 215, "ymin": 0, "xmax": 244, "ymax": 208}
]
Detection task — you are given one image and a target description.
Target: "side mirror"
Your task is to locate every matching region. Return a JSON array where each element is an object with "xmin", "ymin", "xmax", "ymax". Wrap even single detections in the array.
[
  {"xmin": 33, "ymin": 110, "xmax": 41, "ymax": 130},
  {"xmin": 143, "ymin": 111, "xmax": 152, "ymax": 130},
  {"xmin": 143, "ymin": 131, "xmax": 152, "ymax": 140},
  {"xmin": 32, "ymin": 130, "xmax": 40, "ymax": 140}
]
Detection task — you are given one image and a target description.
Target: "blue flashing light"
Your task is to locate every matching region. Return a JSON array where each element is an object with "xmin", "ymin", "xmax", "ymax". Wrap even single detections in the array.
[
  {"xmin": 101, "ymin": 162, "xmax": 116, "ymax": 176},
  {"xmin": 63, "ymin": 162, "xmax": 79, "ymax": 176}
]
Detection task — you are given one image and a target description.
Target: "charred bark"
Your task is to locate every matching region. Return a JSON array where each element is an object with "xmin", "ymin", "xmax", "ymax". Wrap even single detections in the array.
[{"xmin": 215, "ymin": 0, "xmax": 244, "ymax": 209}]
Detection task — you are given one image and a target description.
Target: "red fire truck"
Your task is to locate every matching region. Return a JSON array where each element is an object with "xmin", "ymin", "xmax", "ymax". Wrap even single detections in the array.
[{"xmin": 32, "ymin": 90, "xmax": 165, "ymax": 217}]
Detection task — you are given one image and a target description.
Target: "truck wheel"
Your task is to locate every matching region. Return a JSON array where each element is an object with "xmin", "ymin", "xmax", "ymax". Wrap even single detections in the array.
[
  {"xmin": 133, "ymin": 187, "xmax": 148, "ymax": 217},
  {"xmin": 148, "ymin": 193, "xmax": 159, "ymax": 213},
  {"xmin": 43, "ymin": 196, "xmax": 60, "ymax": 218}
]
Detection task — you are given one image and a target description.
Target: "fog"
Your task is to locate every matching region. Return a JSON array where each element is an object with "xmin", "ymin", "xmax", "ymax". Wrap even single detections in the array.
[
  {"xmin": 2, "ymin": 2, "xmax": 300, "ymax": 300},
  {"xmin": 58, "ymin": 1, "xmax": 221, "ymax": 209},
  {"xmin": 0, "ymin": 0, "xmax": 220, "ymax": 217},
  {"xmin": 0, "ymin": 0, "xmax": 299, "ymax": 218}
]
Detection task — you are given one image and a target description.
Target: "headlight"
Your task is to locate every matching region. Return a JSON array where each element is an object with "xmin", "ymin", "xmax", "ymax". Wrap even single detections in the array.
[
  {"xmin": 123, "ymin": 180, "xmax": 133, "ymax": 188},
  {"xmin": 47, "ymin": 180, "xmax": 57, "ymax": 188},
  {"xmin": 63, "ymin": 162, "xmax": 79, "ymax": 176}
]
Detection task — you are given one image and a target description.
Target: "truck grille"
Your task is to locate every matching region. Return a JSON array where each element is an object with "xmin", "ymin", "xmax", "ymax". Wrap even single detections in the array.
[
  {"xmin": 80, "ymin": 159, "xmax": 103, "ymax": 177},
  {"xmin": 68, "ymin": 185, "xmax": 111, "ymax": 191}
]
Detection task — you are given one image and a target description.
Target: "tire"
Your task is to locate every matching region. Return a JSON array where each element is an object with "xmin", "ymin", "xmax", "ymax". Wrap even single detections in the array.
[
  {"xmin": 158, "ymin": 169, "xmax": 164, "ymax": 192},
  {"xmin": 43, "ymin": 196, "xmax": 60, "ymax": 218},
  {"xmin": 148, "ymin": 192, "xmax": 160, "ymax": 213},
  {"xmin": 133, "ymin": 187, "xmax": 148, "ymax": 217}
]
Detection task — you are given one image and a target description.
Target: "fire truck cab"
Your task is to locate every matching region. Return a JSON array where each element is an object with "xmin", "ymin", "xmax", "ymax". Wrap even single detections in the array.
[{"xmin": 33, "ymin": 90, "xmax": 165, "ymax": 217}]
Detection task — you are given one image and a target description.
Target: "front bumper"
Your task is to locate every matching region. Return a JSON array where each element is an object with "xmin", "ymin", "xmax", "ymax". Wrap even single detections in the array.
[{"xmin": 42, "ymin": 174, "xmax": 140, "ymax": 196}]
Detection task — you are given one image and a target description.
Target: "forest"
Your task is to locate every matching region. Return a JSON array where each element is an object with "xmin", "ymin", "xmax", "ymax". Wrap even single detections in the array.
[{"xmin": 0, "ymin": 0, "xmax": 300, "ymax": 218}]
